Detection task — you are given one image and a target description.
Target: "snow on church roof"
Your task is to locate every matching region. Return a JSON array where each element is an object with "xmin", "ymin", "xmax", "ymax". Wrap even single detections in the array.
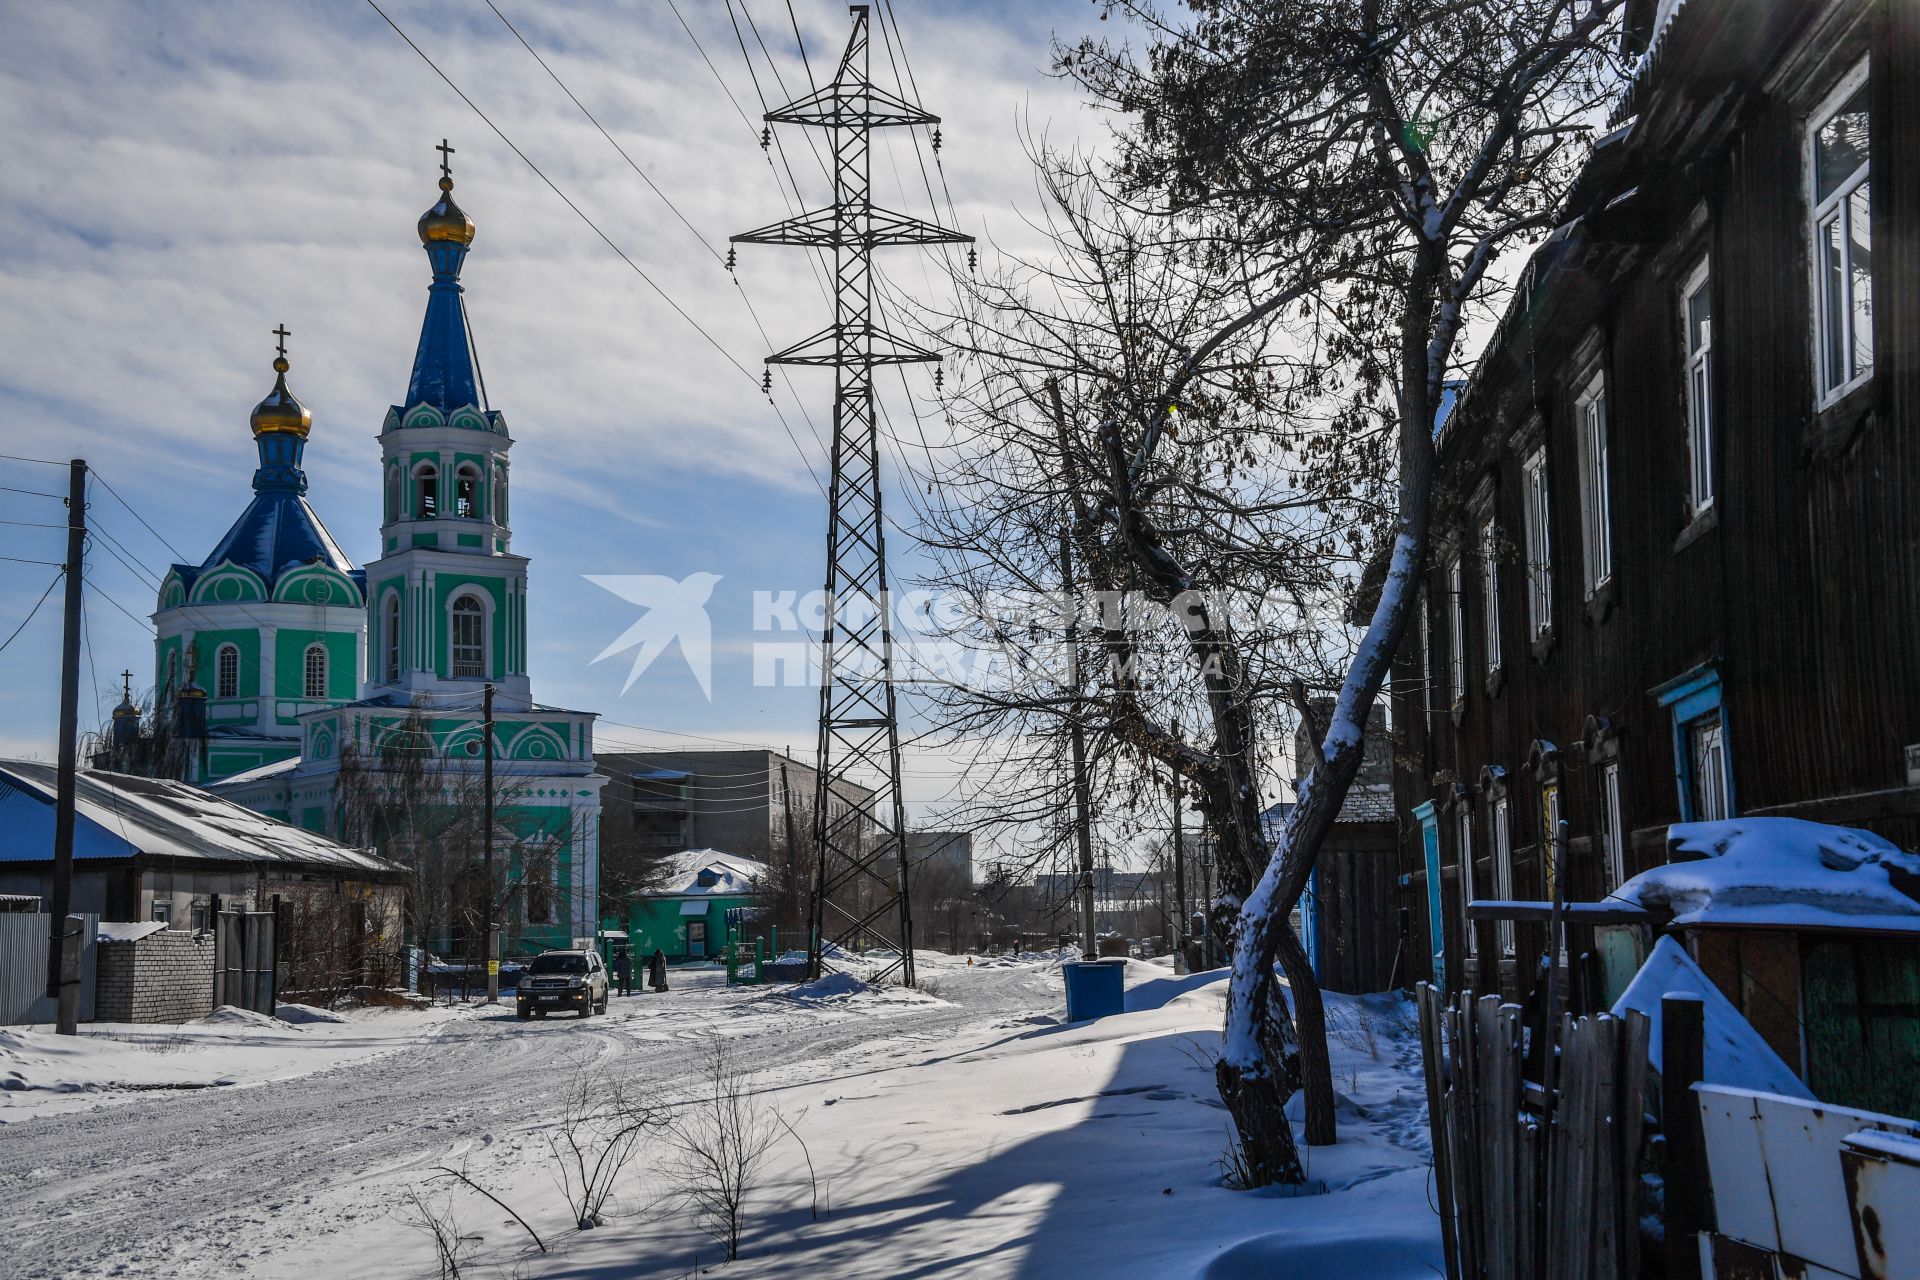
[
  {"xmin": 0, "ymin": 761, "xmax": 400, "ymax": 877},
  {"xmin": 1614, "ymin": 818, "xmax": 1920, "ymax": 934}
]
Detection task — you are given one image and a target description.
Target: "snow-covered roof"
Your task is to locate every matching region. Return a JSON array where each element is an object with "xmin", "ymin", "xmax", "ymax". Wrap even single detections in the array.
[
  {"xmin": 651, "ymin": 848, "xmax": 773, "ymax": 898},
  {"xmin": 1612, "ymin": 936, "xmax": 1810, "ymax": 1099},
  {"xmin": 0, "ymin": 761, "xmax": 401, "ymax": 877},
  {"xmin": 1615, "ymin": 818, "xmax": 1920, "ymax": 933},
  {"xmin": 216, "ymin": 757, "xmax": 301, "ymax": 788}
]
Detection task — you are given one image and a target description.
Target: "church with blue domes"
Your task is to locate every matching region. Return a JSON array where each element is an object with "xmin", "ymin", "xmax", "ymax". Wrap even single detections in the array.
[{"xmin": 171, "ymin": 153, "xmax": 605, "ymax": 955}]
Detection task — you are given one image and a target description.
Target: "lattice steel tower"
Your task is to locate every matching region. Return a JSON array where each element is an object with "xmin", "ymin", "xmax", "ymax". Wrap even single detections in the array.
[{"xmin": 733, "ymin": 4, "xmax": 969, "ymax": 987}]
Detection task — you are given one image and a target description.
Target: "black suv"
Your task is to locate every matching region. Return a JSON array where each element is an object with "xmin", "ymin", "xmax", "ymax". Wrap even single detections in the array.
[{"xmin": 515, "ymin": 949, "xmax": 609, "ymax": 1019}]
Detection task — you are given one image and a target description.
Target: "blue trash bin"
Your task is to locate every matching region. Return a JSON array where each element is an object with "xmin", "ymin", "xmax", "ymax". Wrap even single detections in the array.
[{"xmin": 1063, "ymin": 959, "xmax": 1125, "ymax": 1022}]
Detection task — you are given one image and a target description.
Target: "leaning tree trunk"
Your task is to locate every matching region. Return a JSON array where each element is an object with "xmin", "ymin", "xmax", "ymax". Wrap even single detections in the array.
[{"xmin": 1276, "ymin": 921, "xmax": 1336, "ymax": 1145}]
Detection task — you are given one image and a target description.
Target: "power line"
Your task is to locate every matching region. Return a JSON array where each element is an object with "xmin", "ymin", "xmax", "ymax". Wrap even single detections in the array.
[
  {"xmin": 0, "ymin": 570, "xmax": 63, "ymax": 655},
  {"xmin": 0, "ymin": 452, "xmax": 66, "ymax": 467}
]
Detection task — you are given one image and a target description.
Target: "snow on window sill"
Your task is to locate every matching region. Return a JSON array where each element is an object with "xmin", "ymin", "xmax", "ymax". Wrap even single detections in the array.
[
  {"xmin": 1673, "ymin": 502, "xmax": 1719, "ymax": 555},
  {"xmin": 1808, "ymin": 376, "xmax": 1876, "ymax": 460}
]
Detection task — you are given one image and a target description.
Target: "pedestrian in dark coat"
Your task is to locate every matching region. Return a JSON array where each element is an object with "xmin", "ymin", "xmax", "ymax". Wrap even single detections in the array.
[
  {"xmin": 612, "ymin": 950, "xmax": 632, "ymax": 997},
  {"xmin": 648, "ymin": 948, "xmax": 669, "ymax": 992}
]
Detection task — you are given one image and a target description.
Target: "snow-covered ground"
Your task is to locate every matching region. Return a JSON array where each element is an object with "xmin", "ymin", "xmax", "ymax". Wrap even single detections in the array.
[{"xmin": 0, "ymin": 953, "xmax": 1439, "ymax": 1279}]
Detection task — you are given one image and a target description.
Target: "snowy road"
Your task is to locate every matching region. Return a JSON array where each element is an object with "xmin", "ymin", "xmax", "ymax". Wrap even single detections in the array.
[{"xmin": 3, "ymin": 961, "xmax": 1067, "ymax": 1280}]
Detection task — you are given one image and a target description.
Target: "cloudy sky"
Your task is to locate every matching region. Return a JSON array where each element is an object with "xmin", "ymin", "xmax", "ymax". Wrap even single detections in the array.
[{"xmin": 0, "ymin": 0, "xmax": 1112, "ymax": 820}]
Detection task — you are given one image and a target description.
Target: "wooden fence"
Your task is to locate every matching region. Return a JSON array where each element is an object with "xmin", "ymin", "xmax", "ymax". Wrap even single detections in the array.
[{"xmin": 1417, "ymin": 983, "xmax": 1653, "ymax": 1280}]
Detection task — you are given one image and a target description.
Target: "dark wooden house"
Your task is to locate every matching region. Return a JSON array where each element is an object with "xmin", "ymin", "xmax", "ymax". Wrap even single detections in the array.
[{"xmin": 1389, "ymin": 0, "xmax": 1920, "ymax": 1022}]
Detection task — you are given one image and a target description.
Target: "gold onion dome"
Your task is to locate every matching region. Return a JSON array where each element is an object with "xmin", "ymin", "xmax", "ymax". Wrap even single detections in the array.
[
  {"xmin": 418, "ymin": 175, "xmax": 475, "ymax": 246},
  {"xmin": 250, "ymin": 355, "xmax": 313, "ymax": 439}
]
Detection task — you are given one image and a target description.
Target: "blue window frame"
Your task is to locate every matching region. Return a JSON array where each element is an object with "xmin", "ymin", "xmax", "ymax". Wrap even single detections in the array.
[
  {"xmin": 1413, "ymin": 801, "xmax": 1444, "ymax": 990},
  {"xmin": 1653, "ymin": 664, "xmax": 1734, "ymax": 821}
]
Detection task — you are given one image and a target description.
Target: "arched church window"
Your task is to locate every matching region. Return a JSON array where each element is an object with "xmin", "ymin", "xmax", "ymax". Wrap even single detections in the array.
[
  {"xmin": 493, "ymin": 465, "xmax": 508, "ymax": 526},
  {"xmin": 455, "ymin": 464, "xmax": 481, "ymax": 518},
  {"xmin": 451, "ymin": 596, "xmax": 485, "ymax": 678},
  {"xmin": 385, "ymin": 467, "xmax": 400, "ymax": 522},
  {"xmin": 415, "ymin": 463, "xmax": 439, "ymax": 518},
  {"xmin": 215, "ymin": 644, "xmax": 240, "ymax": 699},
  {"xmin": 304, "ymin": 644, "xmax": 328, "ymax": 700},
  {"xmin": 383, "ymin": 594, "xmax": 402, "ymax": 684},
  {"xmin": 165, "ymin": 652, "xmax": 180, "ymax": 704}
]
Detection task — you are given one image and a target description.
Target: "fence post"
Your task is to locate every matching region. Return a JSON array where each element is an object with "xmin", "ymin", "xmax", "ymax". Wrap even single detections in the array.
[{"xmin": 1662, "ymin": 993, "xmax": 1707, "ymax": 1280}]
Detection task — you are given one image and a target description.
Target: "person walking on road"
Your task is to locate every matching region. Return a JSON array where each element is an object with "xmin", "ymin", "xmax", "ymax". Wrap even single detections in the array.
[
  {"xmin": 612, "ymin": 949, "xmax": 632, "ymax": 997},
  {"xmin": 648, "ymin": 948, "xmax": 668, "ymax": 992}
]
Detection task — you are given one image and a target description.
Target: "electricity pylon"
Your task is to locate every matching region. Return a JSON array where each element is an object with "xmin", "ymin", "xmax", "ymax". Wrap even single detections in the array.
[{"xmin": 733, "ymin": 4, "xmax": 970, "ymax": 987}]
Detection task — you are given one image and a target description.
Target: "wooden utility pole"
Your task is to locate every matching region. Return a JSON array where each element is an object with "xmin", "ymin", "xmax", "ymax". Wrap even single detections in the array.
[
  {"xmin": 1059, "ymin": 526, "xmax": 1096, "ymax": 960},
  {"xmin": 46, "ymin": 458, "xmax": 86, "ymax": 1035},
  {"xmin": 1171, "ymin": 735, "xmax": 1187, "ymax": 974},
  {"xmin": 483, "ymin": 681, "xmax": 498, "ymax": 1003}
]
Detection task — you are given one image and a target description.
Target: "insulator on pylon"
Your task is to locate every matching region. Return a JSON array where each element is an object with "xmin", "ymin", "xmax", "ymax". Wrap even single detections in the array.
[
  {"xmin": 967, "ymin": 246, "xmax": 977, "ymax": 272},
  {"xmin": 761, "ymin": 369, "xmax": 772, "ymax": 395},
  {"xmin": 725, "ymin": 246, "xmax": 737, "ymax": 272},
  {"xmin": 934, "ymin": 366, "xmax": 944, "ymax": 391},
  {"xmin": 930, "ymin": 127, "xmax": 942, "ymax": 152},
  {"xmin": 760, "ymin": 126, "xmax": 771, "ymax": 150}
]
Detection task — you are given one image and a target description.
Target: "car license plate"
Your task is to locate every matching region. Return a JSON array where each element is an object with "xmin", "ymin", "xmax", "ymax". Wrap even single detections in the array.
[{"xmin": 539, "ymin": 993, "xmax": 563, "ymax": 1002}]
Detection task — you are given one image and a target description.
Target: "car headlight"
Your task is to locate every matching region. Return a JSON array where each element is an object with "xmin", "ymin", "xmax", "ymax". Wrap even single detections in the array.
[{"xmin": 568, "ymin": 976, "xmax": 583, "ymax": 988}]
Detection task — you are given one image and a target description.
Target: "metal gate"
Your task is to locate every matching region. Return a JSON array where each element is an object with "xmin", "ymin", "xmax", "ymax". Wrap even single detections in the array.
[
  {"xmin": 1, "ymin": 912, "xmax": 98, "ymax": 1025},
  {"xmin": 213, "ymin": 910, "xmax": 276, "ymax": 1015}
]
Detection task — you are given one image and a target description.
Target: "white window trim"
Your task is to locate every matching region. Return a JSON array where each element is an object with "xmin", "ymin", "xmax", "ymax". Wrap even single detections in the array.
[
  {"xmin": 1808, "ymin": 58, "xmax": 1873, "ymax": 410},
  {"xmin": 382, "ymin": 592, "xmax": 403, "ymax": 684},
  {"xmin": 215, "ymin": 643, "xmax": 240, "ymax": 700},
  {"xmin": 1521, "ymin": 448, "xmax": 1552, "ymax": 640},
  {"xmin": 1418, "ymin": 590, "xmax": 1434, "ymax": 733},
  {"xmin": 1600, "ymin": 761, "xmax": 1625, "ymax": 890},
  {"xmin": 1682, "ymin": 257, "xmax": 1715, "ymax": 516},
  {"xmin": 1576, "ymin": 373, "xmax": 1614, "ymax": 595},
  {"xmin": 302, "ymin": 643, "xmax": 328, "ymax": 701},
  {"xmin": 412, "ymin": 461, "xmax": 440, "ymax": 519},
  {"xmin": 1492, "ymin": 797, "xmax": 1515, "ymax": 955},
  {"xmin": 449, "ymin": 591, "xmax": 491, "ymax": 680},
  {"xmin": 1446, "ymin": 557, "xmax": 1466, "ymax": 706},
  {"xmin": 1481, "ymin": 516, "xmax": 1503, "ymax": 676},
  {"xmin": 455, "ymin": 463, "xmax": 483, "ymax": 520}
]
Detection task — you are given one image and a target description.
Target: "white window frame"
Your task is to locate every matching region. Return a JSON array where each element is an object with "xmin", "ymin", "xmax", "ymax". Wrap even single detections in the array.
[
  {"xmin": 1418, "ymin": 590, "xmax": 1434, "ymax": 733},
  {"xmin": 1457, "ymin": 808, "xmax": 1476, "ymax": 960},
  {"xmin": 450, "ymin": 594, "xmax": 487, "ymax": 679},
  {"xmin": 1690, "ymin": 715, "xmax": 1731, "ymax": 823},
  {"xmin": 383, "ymin": 593, "xmax": 402, "ymax": 683},
  {"xmin": 303, "ymin": 644, "xmax": 328, "ymax": 700},
  {"xmin": 215, "ymin": 643, "xmax": 240, "ymax": 700},
  {"xmin": 1600, "ymin": 761, "xmax": 1626, "ymax": 890},
  {"xmin": 1682, "ymin": 259, "xmax": 1716, "ymax": 516},
  {"xmin": 1447, "ymin": 556, "xmax": 1466, "ymax": 705},
  {"xmin": 1809, "ymin": 59, "xmax": 1873, "ymax": 409},
  {"xmin": 1492, "ymin": 797, "xmax": 1515, "ymax": 955},
  {"xmin": 1480, "ymin": 515, "xmax": 1503, "ymax": 677},
  {"xmin": 1521, "ymin": 448, "xmax": 1552, "ymax": 639},
  {"xmin": 1576, "ymin": 373, "xmax": 1614, "ymax": 594}
]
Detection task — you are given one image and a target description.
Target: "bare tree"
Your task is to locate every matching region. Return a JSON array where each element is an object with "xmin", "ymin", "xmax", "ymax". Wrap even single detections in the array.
[
  {"xmin": 664, "ymin": 1039, "xmax": 785, "ymax": 1262},
  {"xmin": 1035, "ymin": 0, "xmax": 1629, "ymax": 1184},
  {"xmin": 543, "ymin": 1064, "xmax": 663, "ymax": 1230}
]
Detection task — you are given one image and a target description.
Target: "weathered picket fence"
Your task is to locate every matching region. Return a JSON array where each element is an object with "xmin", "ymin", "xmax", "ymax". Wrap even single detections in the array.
[{"xmin": 1416, "ymin": 983, "xmax": 1654, "ymax": 1280}]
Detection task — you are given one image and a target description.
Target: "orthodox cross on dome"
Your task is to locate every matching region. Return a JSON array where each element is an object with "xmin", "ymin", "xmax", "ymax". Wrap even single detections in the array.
[
  {"xmin": 273, "ymin": 324, "xmax": 291, "ymax": 359},
  {"xmin": 437, "ymin": 138, "xmax": 455, "ymax": 180},
  {"xmin": 120, "ymin": 670, "xmax": 134, "ymax": 700}
]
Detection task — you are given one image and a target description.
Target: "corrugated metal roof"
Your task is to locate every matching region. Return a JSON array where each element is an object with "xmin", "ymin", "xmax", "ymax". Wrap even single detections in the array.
[{"xmin": 0, "ymin": 761, "xmax": 401, "ymax": 876}]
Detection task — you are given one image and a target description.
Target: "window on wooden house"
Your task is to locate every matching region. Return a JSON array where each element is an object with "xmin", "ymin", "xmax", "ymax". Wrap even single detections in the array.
[
  {"xmin": 1492, "ymin": 797, "xmax": 1515, "ymax": 955},
  {"xmin": 1521, "ymin": 449, "xmax": 1552, "ymax": 640},
  {"xmin": 1540, "ymin": 783, "xmax": 1562, "ymax": 900},
  {"xmin": 451, "ymin": 596, "xmax": 486, "ymax": 678},
  {"xmin": 1600, "ymin": 761, "xmax": 1626, "ymax": 889},
  {"xmin": 1447, "ymin": 557, "xmax": 1466, "ymax": 706},
  {"xmin": 215, "ymin": 644, "xmax": 240, "ymax": 699},
  {"xmin": 1682, "ymin": 260, "xmax": 1715, "ymax": 515},
  {"xmin": 1690, "ymin": 715, "xmax": 1730, "ymax": 822},
  {"xmin": 1810, "ymin": 62, "xmax": 1872, "ymax": 407},
  {"xmin": 1480, "ymin": 516, "xmax": 1503, "ymax": 677},
  {"xmin": 1576, "ymin": 374, "xmax": 1613, "ymax": 593},
  {"xmin": 303, "ymin": 644, "xmax": 328, "ymax": 700},
  {"xmin": 1418, "ymin": 589, "xmax": 1434, "ymax": 734},
  {"xmin": 1457, "ymin": 808, "xmax": 1476, "ymax": 960}
]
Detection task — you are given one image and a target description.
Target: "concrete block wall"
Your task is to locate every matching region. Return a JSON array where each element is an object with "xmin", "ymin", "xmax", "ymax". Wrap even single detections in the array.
[{"xmin": 95, "ymin": 930, "xmax": 215, "ymax": 1023}]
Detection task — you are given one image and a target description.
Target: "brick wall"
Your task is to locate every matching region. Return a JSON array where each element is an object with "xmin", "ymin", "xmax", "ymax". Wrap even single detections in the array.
[{"xmin": 95, "ymin": 930, "xmax": 215, "ymax": 1023}]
